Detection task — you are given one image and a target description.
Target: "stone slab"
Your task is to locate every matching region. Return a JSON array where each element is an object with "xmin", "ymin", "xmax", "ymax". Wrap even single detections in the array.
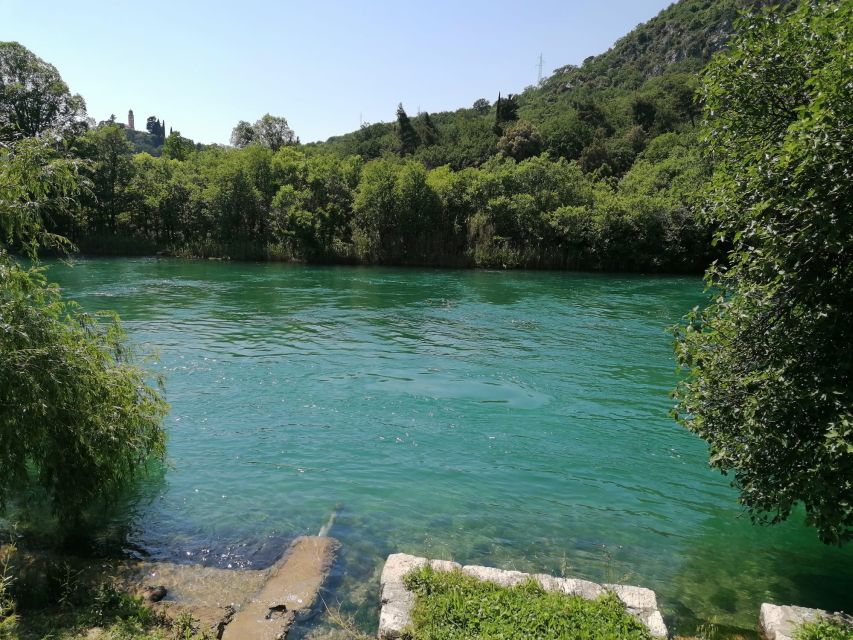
[
  {"xmin": 760, "ymin": 603, "xmax": 852, "ymax": 640},
  {"xmin": 221, "ymin": 536, "xmax": 339, "ymax": 640},
  {"xmin": 377, "ymin": 554, "xmax": 668, "ymax": 638}
]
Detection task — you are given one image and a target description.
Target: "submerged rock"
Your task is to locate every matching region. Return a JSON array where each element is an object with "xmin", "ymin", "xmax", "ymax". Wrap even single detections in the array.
[
  {"xmin": 144, "ymin": 585, "xmax": 168, "ymax": 602},
  {"xmin": 221, "ymin": 535, "xmax": 339, "ymax": 640}
]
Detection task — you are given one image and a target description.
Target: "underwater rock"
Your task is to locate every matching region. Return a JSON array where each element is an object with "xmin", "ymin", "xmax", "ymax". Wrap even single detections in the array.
[{"xmin": 221, "ymin": 535, "xmax": 339, "ymax": 640}]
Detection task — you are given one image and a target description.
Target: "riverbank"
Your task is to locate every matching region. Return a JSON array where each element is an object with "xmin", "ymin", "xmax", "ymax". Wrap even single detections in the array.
[
  {"xmin": 6, "ymin": 542, "xmax": 851, "ymax": 640},
  {"xmin": 69, "ymin": 234, "xmax": 712, "ymax": 274}
]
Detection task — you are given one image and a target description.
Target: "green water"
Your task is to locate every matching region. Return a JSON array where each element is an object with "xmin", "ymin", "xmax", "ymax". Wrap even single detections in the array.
[{"xmin": 47, "ymin": 258, "xmax": 851, "ymax": 635}]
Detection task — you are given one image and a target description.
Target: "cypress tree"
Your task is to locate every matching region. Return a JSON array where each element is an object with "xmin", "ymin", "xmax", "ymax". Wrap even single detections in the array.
[
  {"xmin": 418, "ymin": 112, "xmax": 438, "ymax": 146},
  {"xmin": 396, "ymin": 103, "xmax": 420, "ymax": 156}
]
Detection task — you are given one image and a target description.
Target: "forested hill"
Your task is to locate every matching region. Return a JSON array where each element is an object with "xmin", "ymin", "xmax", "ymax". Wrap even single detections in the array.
[
  {"xmin": 317, "ymin": 0, "xmax": 791, "ymax": 171},
  {"xmin": 0, "ymin": 0, "xmax": 796, "ymax": 272},
  {"xmin": 545, "ymin": 0, "xmax": 786, "ymax": 91}
]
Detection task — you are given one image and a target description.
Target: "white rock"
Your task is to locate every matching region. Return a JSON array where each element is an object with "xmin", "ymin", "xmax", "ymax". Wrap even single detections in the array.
[
  {"xmin": 604, "ymin": 583, "xmax": 658, "ymax": 610},
  {"xmin": 560, "ymin": 578, "xmax": 606, "ymax": 600},
  {"xmin": 377, "ymin": 554, "xmax": 668, "ymax": 639},
  {"xmin": 461, "ymin": 565, "xmax": 529, "ymax": 587},
  {"xmin": 759, "ymin": 603, "xmax": 851, "ymax": 640},
  {"xmin": 378, "ymin": 554, "xmax": 460, "ymax": 639}
]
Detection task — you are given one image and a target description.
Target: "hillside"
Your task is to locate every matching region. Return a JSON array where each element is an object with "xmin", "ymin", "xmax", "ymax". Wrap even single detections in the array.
[
  {"xmin": 318, "ymin": 0, "xmax": 791, "ymax": 174},
  {"xmin": 2, "ymin": 0, "xmax": 795, "ymax": 274}
]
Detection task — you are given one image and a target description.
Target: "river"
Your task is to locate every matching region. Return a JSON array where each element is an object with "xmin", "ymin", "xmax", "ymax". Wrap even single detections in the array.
[{"xmin": 47, "ymin": 258, "xmax": 853, "ymax": 636}]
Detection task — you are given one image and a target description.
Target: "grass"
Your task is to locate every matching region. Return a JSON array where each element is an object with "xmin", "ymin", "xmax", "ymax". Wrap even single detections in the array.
[
  {"xmin": 13, "ymin": 583, "xmax": 212, "ymax": 640},
  {"xmin": 402, "ymin": 565, "xmax": 654, "ymax": 640},
  {"xmin": 794, "ymin": 618, "xmax": 853, "ymax": 640},
  {"xmin": 0, "ymin": 547, "xmax": 209, "ymax": 640}
]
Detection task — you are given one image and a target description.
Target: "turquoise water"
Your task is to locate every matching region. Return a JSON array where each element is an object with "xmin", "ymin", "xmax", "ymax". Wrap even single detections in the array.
[{"xmin": 48, "ymin": 258, "xmax": 852, "ymax": 635}]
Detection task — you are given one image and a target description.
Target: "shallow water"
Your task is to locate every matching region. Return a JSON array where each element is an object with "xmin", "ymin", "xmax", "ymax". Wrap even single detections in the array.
[{"xmin": 47, "ymin": 258, "xmax": 852, "ymax": 635}]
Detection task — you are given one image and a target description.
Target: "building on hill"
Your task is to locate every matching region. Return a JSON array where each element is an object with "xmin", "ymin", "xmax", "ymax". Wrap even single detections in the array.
[{"xmin": 128, "ymin": 109, "xmax": 135, "ymax": 131}]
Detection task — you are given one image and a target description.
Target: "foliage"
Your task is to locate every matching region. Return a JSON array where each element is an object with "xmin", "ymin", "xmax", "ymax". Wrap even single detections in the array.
[
  {"xmin": 395, "ymin": 104, "xmax": 420, "ymax": 156},
  {"xmin": 5, "ymin": 0, "xmax": 772, "ymax": 274},
  {"xmin": 674, "ymin": 0, "xmax": 853, "ymax": 544},
  {"xmin": 0, "ymin": 41, "xmax": 87, "ymax": 141},
  {"xmin": 497, "ymin": 121, "xmax": 543, "ymax": 161},
  {"xmin": 403, "ymin": 565, "xmax": 653, "ymax": 640},
  {"xmin": 162, "ymin": 131, "xmax": 196, "ymax": 161},
  {"xmin": 231, "ymin": 114, "xmax": 295, "ymax": 151},
  {"xmin": 14, "ymin": 578, "xmax": 212, "ymax": 639},
  {"xmin": 0, "ymin": 137, "xmax": 167, "ymax": 530},
  {"xmin": 794, "ymin": 618, "xmax": 853, "ymax": 640},
  {"xmin": 0, "ymin": 547, "xmax": 16, "ymax": 640}
]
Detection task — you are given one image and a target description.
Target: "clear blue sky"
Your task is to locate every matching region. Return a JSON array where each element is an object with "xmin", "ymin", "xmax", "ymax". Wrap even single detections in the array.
[{"xmin": 2, "ymin": 0, "xmax": 672, "ymax": 144}]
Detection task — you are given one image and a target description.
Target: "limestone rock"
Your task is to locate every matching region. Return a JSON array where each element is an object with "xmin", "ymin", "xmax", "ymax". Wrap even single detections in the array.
[
  {"xmin": 379, "ymin": 554, "xmax": 461, "ymax": 639},
  {"xmin": 377, "ymin": 554, "xmax": 668, "ymax": 638},
  {"xmin": 760, "ymin": 603, "xmax": 852, "ymax": 640},
  {"xmin": 221, "ymin": 536, "xmax": 339, "ymax": 640},
  {"xmin": 461, "ymin": 565, "xmax": 528, "ymax": 588}
]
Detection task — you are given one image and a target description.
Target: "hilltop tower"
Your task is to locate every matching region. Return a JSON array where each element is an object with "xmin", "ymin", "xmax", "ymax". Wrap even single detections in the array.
[{"xmin": 128, "ymin": 109, "xmax": 135, "ymax": 131}]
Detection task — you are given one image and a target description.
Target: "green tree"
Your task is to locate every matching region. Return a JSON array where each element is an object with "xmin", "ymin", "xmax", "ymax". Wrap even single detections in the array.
[
  {"xmin": 497, "ymin": 121, "xmax": 543, "ymax": 161},
  {"xmin": 162, "ymin": 130, "xmax": 196, "ymax": 160},
  {"xmin": 230, "ymin": 119, "xmax": 256, "ymax": 148},
  {"xmin": 145, "ymin": 116, "xmax": 166, "ymax": 146},
  {"xmin": 395, "ymin": 104, "xmax": 419, "ymax": 156},
  {"xmin": 255, "ymin": 114, "xmax": 295, "ymax": 151},
  {"xmin": 81, "ymin": 124, "xmax": 135, "ymax": 233},
  {"xmin": 674, "ymin": 1, "xmax": 853, "ymax": 545},
  {"xmin": 417, "ymin": 112, "xmax": 438, "ymax": 147},
  {"xmin": 472, "ymin": 98, "xmax": 491, "ymax": 114},
  {"xmin": 493, "ymin": 93, "xmax": 518, "ymax": 133},
  {"xmin": 0, "ymin": 41, "xmax": 87, "ymax": 141},
  {"xmin": 0, "ymin": 138, "xmax": 167, "ymax": 530}
]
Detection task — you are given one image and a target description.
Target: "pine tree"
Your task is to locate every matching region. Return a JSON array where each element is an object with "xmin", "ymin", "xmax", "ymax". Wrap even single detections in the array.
[
  {"xmin": 395, "ymin": 103, "xmax": 420, "ymax": 156},
  {"xmin": 417, "ymin": 112, "xmax": 438, "ymax": 146}
]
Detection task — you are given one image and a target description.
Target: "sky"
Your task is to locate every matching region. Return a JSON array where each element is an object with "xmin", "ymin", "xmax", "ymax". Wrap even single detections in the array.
[{"xmin": 2, "ymin": 0, "xmax": 673, "ymax": 145}]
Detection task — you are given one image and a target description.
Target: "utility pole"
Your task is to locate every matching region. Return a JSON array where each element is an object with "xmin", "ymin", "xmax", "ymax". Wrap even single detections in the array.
[{"xmin": 537, "ymin": 53, "xmax": 545, "ymax": 84}]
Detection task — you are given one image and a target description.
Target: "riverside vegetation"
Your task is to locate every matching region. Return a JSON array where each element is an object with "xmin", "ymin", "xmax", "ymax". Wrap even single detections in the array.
[{"xmin": 1, "ymin": 0, "xmax": 851, "ymax": 638}]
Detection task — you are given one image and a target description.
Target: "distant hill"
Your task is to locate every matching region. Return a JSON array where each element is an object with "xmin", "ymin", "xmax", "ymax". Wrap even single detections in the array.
[
  {"xmin": 316, "ymin": 0, "xmax": 792, "ymax": 173},
  {"xmin": 544, "ymin": 0, "xmax": 789, "ymax": 92}
]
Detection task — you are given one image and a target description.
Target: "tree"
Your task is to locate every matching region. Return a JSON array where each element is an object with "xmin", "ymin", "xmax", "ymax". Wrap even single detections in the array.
[
  {"xmin": 231, "ymin": 114, "xmax": 294, "ymax": 151},
  {"xmin": 0, "ymin": 41, "xmax": 87, "ymax": 141},
  {"xmin": 0, "ymin": 137, "xmax": 167, "ymax": 529},
  {"xmin": 81, "ymin": 123, "xmax": 135, "ymax": 232},
  {"xmin": 472, "ymin": 98, "xmax": 491, "ymax": 114},
  {"xmin": 674, "ymin": 1, "xmax": 853, "ymax": 545},
  {"xmin": 497, "ymin": 121, "xmax": 543, "ymax": 161},
  {"xmin": 395, "ymin": 104, "xmax": 419, "ymax": 156},
  {"xmin": 631, "ymin": 96, "xmax": 657, "ymax": 131},
  {"xmin": 255, "ymin": 114, "xmax": 295, "ymax": 151},
  {"xmin": 493, "ymin": 93, "xmax": 519, "ymax": 133},
  {"xmin": 230, "ymin": 119, "xmax": 256, "ymax": 147},
  {"xmin": 162, "ymin": 130, "xmax": 196, "ymax": 160},
  {"xmin": 417, "ymin": 112, "xmax": 438, "ymax": 147},
  {"xmin": 146, "ymin": 116, "xmax": 166, "ymax": 146}
]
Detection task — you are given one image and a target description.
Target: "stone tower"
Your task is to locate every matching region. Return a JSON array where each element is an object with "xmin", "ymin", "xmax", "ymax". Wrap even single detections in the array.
[{"xmin": 128, "ymin": 109, "xmax": 135, "ymax": 131}]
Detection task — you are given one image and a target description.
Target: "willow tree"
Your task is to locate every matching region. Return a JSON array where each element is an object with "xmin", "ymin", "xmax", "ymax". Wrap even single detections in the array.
[
  {"xmin": 0, "ymin": 138, "xmax": 167, "ymax": 530},
  {"xmin": 674, "ymin": 1, "xmax": 852, "ymax": 545}
]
